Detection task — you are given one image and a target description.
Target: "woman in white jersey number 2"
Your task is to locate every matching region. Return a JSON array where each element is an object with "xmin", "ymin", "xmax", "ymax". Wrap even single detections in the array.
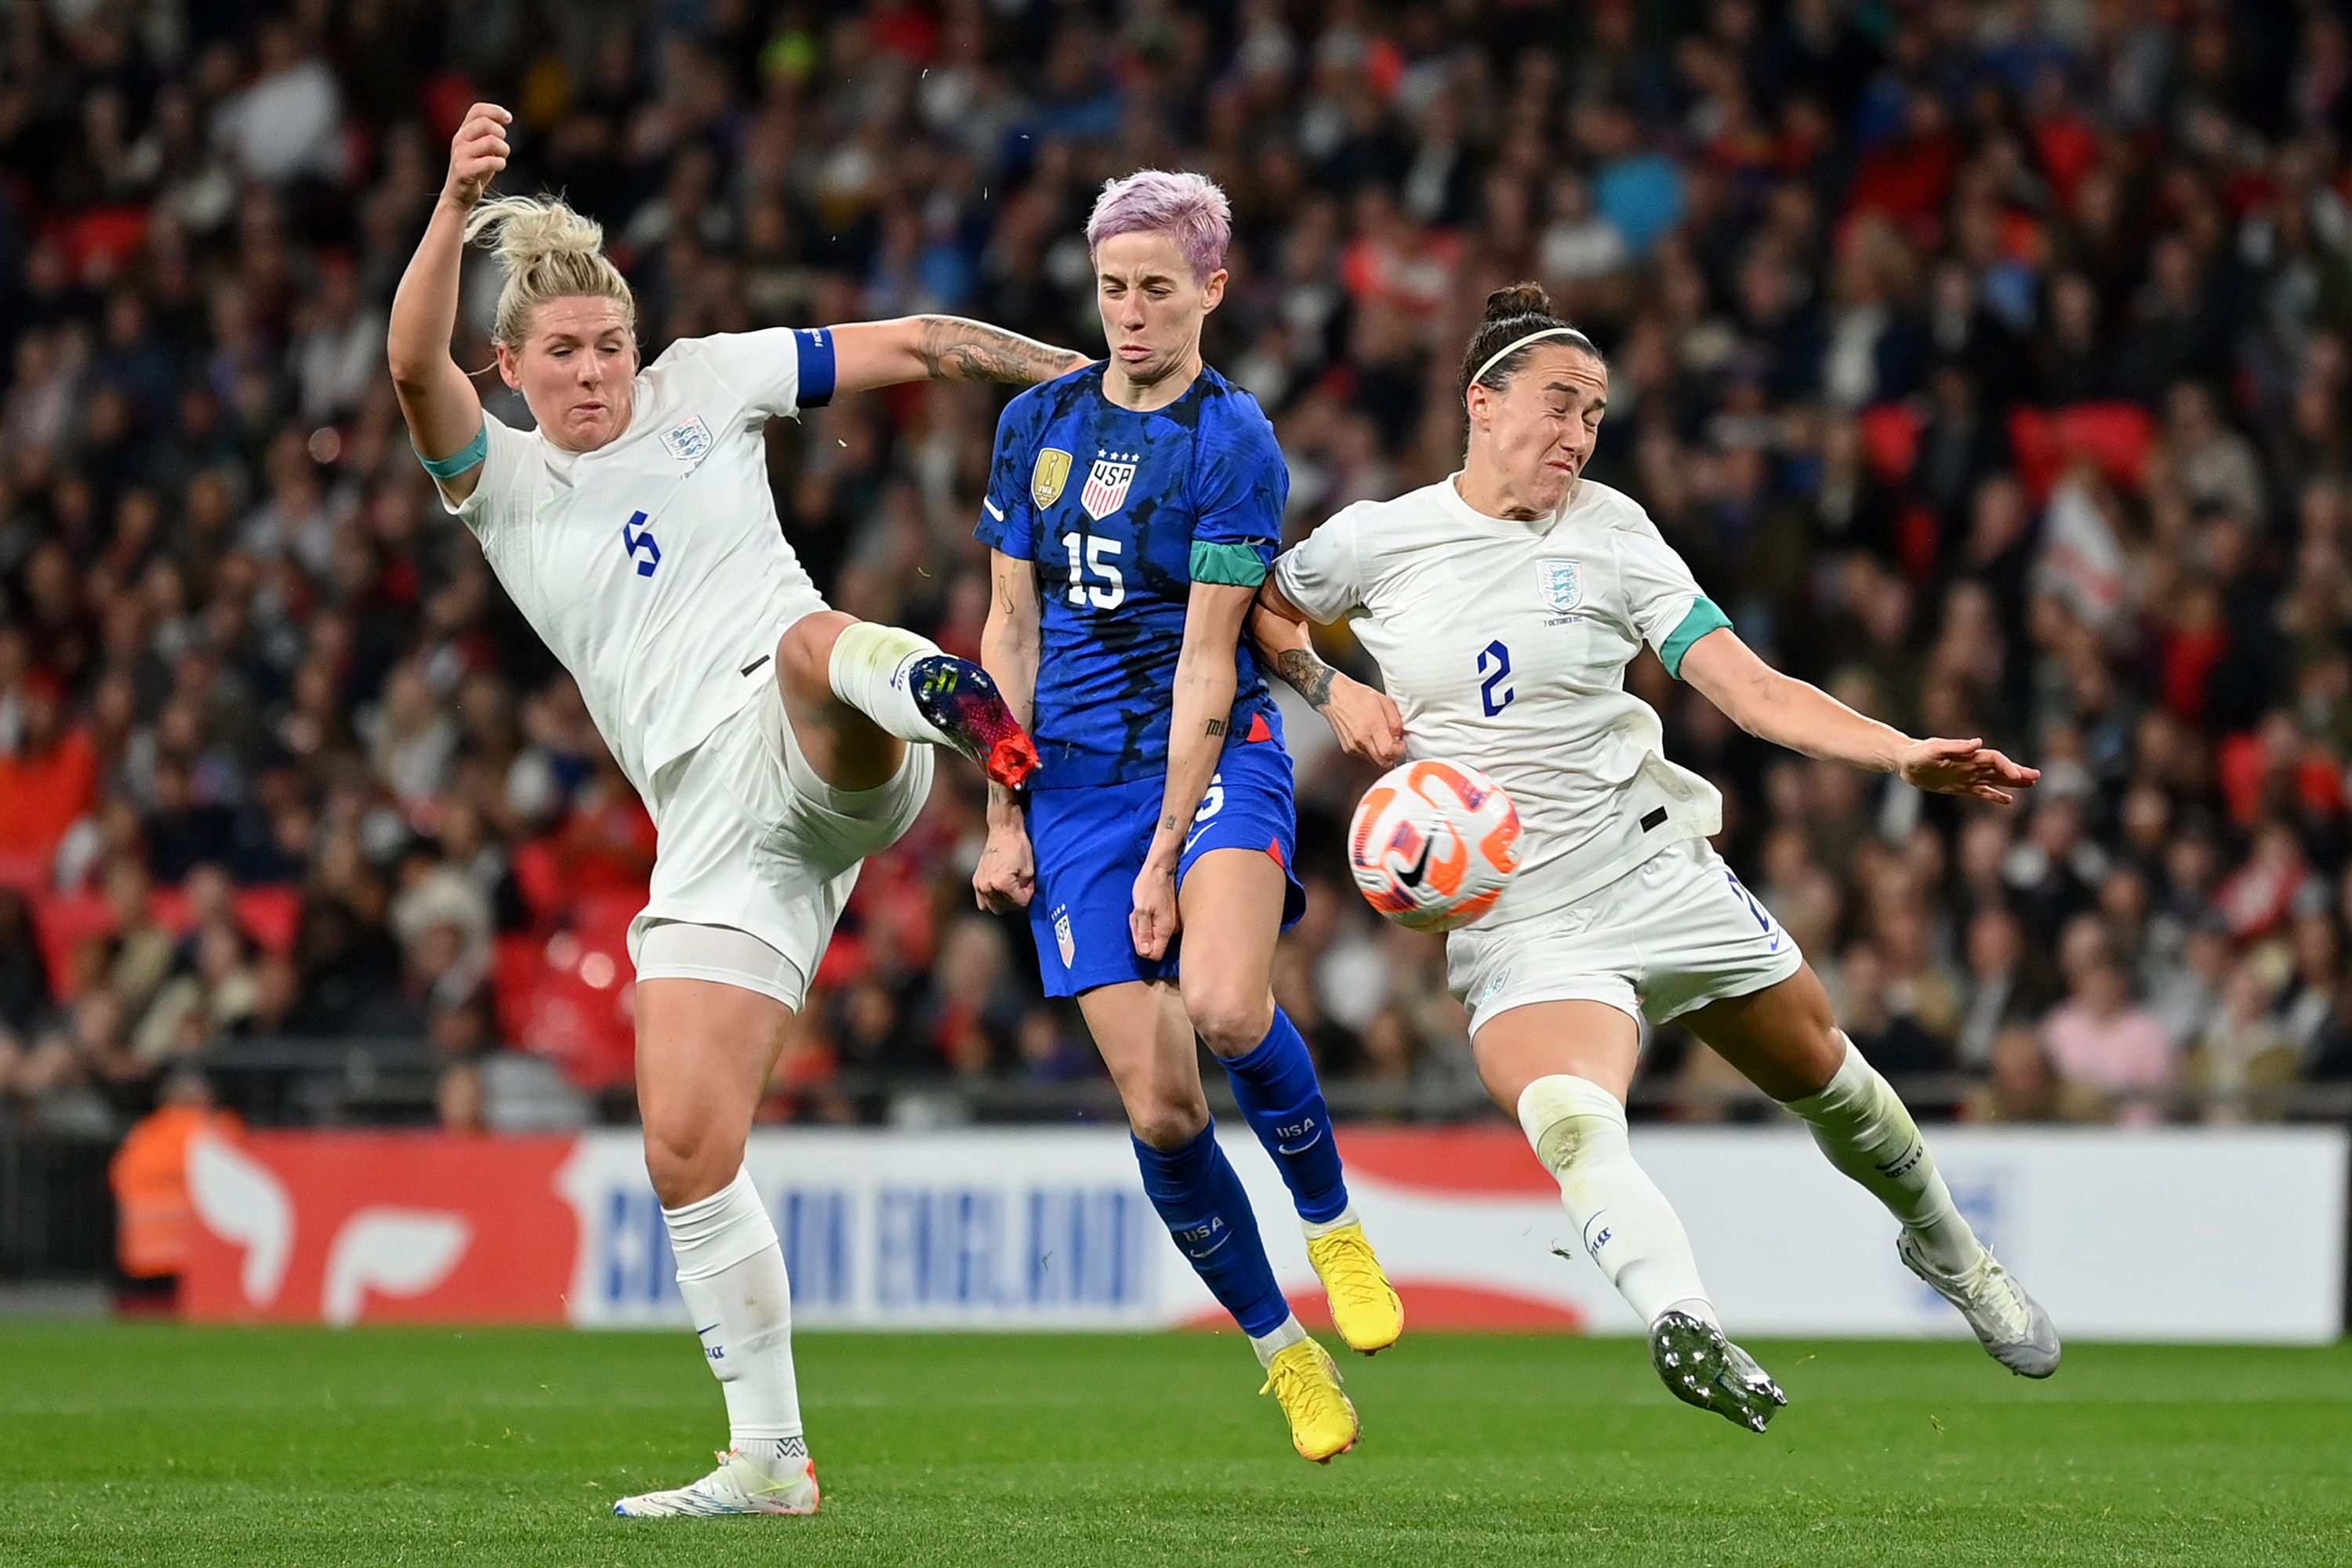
[
  {"xmin": 390, "ymin": 105, "xmax": 1079, "ymax": 1515},
  {"xmin": 1254, "ymin": 283, "xmax": 2060, "ymax": 1432}
]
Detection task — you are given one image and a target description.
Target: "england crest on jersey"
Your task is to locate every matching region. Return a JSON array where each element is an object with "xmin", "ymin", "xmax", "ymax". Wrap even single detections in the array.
[
  {"xmin": 1538, "ymin": 558, "xmax": 1583, "ymax": 613},
  {"xmin": 660, "ymin": 416, "xmax": 713, "ymax": 465},
  {"xmin": 1081, "ymin": 452, "xmax": 1139, "ymax": 521}
]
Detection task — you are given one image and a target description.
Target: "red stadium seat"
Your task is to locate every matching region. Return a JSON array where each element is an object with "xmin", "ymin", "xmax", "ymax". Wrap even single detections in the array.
[
  {"xmin": 1857, "ymin": 402, "xmax": 1922, "ymax": 487},
  {"xmin": 33, "ymin": 890, "xmax": 114, "ymax": 1000},
  {"xmin": 2006, "ymin": 405, "xmax": 2060, "ymax": 502},
  {"xmin": 510, "ymin": 926, "xmax": 637, "ymax": 1093},
  {"xmin": 509, "ymin": 837, "xmax": 568, "ymax": 925},
  {"xmin": 2009, "ymin": 402, "xmax": 2158, "ymax": 503},
  {"xmin": 233, "ymin": 887, "xmax": 301, "ymax": 954},
  {"xmin": 2053, "ymin": 402, "xmax": 2158, "ymax": 492}
]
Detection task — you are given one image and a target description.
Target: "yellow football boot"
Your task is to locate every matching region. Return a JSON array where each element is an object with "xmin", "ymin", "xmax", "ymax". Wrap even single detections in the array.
[
  {"xmin": 1305, "ymin": 1221, "xmax": 1403, "ymax": 1354},
  {"xmin": 1260, "ymin": 1338, "xmax": 1359, "ymax": 1463}
]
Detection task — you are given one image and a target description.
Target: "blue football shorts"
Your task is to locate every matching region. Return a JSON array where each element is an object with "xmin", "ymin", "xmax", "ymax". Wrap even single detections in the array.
[{"xmin": 1023, "ymin": 735, "xmax": 1307, "ymax": 997}]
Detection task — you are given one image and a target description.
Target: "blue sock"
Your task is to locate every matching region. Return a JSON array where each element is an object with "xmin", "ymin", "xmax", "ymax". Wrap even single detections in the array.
[
  {"xmin": 1218, "ymin": 1009, "xmax": 1351, "ymax": 1225},
  {"xmin": 1131, "ymin": 1125, "xmax": 1290, "ymax": 1338}
]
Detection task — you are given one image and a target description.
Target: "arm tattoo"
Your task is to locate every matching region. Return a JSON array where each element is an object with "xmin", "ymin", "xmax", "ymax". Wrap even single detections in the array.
[
  {"xmin": 913, "ymin": 316, "xmax": 1088, "ymax": 384},
  {"xmin": 1162, "ymin": 813, "xmax": 1180, "ymax": 833},
  {"xmin": 1273, "ymin": 648, "xmax": 1337, "ymax": 710},
  {"xmin": 1205, "ymin": 717, "xmax": 1227, "ymax": 738}
]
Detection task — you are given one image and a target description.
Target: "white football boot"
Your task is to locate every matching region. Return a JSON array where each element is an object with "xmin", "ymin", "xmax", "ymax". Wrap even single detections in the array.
[
  {"xmin": 612, "ymin": 1447, "xmax": 821, "ymax": 1518},
  {"xmin": 1897, "ymin": 1232, "xmax": 2062, "ymax": 1377},
  {"xmin": 1647, "ymin": 1310, "xmax": 1788, "ymax": 1433}
]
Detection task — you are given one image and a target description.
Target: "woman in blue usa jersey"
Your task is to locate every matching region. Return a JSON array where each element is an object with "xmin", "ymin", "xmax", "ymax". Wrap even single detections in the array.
[
  {"xmin": 389, "ymin": 103, "xmax": 1077, "ymax": 1519},
  {"xmin": 972, "ymin": 171, "xmax": 1398, "ymax": 1463}
]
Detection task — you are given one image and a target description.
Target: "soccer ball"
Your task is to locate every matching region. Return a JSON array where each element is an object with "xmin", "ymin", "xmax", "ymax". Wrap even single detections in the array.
[{"xmin": 1346, "ymin": 759, "xmax": 1523, "ymax": 932}]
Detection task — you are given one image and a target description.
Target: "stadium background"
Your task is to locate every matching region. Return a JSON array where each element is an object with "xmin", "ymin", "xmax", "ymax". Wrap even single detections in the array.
[{"xmin": 2, "ymin": 0, "xmax": 2351, "ymax": 1311}]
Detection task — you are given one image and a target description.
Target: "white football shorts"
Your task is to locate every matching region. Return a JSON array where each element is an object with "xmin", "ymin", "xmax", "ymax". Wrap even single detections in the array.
[
  {"xmin": 628, "ymin": 670, "xmax": 933, "ymax": 1011},
  {"xmin": 1444, "ymin": 837, "xmax": 1803, "ymax": 1036}
]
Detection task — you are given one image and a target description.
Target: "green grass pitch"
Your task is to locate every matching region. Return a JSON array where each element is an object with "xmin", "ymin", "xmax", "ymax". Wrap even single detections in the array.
[{"xmin": 4, "ymin": 1324, "xmax": 2350, "ymax": 1566}]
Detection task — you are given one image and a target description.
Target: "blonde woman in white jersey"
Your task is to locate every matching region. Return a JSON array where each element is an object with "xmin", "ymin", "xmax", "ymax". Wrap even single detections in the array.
[
  {"xmin": 1253, "ymin": 283, "xmax": 2059, "ymax": 1432},
  {"xmin": 389, "ymin": 105, "xmax": 1081, "ymax": 1515}
]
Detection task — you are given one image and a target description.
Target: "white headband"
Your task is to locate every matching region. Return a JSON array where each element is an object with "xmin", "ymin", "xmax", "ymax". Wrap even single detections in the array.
[{"xmin": 1469, "ymin": 325, "xmax": 1593, "ymax": 392}]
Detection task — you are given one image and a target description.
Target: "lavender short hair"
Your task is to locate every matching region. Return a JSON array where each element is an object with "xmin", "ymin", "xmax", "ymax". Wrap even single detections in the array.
[{"xmin": 1084, "ymin": 169, "xmax": 1232, "ymax": 282}]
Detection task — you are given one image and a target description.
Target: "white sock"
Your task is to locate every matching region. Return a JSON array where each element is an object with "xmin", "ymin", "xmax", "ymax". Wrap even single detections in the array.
[
  {"xmin": 826, "ymin": 620, "xmax": 951, "ymax": 746},
  {"xmin": 1782, "ymin": 1034, "xmax": 1984, "ymax": 1276},
  {"xmin": 664, "ymin": 1166, "xmax": 807, "ymax": 1467},
  {"xmin": 1519, "ymin": 1075, "xmax": 1718, "ymax": 1328},
  {"xmin": 1300, "ymin": 1204, "xmax": 1359, "ymax": 1241},
  {"xmin": 1249, "ymin": 1312, "xmax": 1310, "ymax": 1368}
]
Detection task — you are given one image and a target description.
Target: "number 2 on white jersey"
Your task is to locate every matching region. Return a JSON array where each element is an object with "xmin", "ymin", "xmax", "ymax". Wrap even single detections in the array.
[
  {"xmin": 1062, "ymin": 533, "xmax": 1125, "ymax": 608},
  {"xmin": 1478, "ymin": 640, "xmax": 1514, "ymax": 716}
]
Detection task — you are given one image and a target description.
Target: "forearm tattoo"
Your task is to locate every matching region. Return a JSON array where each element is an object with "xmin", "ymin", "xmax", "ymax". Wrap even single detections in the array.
[
  {"xmin": 1273, "ymin": 648, "xmax": 1337, "ymax": 710},
  {"xmin": 914, "ymin": 316, "xmax": 1087, "ymax": 384},
  {"xmin": 1205, "ymin": 717, "xmax": 1226, "ymax": 737}
]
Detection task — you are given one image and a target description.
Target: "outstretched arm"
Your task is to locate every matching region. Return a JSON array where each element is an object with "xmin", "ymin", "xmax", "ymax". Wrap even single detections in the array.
[
  {"xmin": 829, "ymin": 316, "xmax": 1087, "ymax": 394},
  {"xmin": 1679, "ymin": 627, "xmax": 2039, "ymax": 804},
  {"xmin": 387, "ymin": 102, "xmax": 510, "ymax": 505},
  {"xmin": 1252, "ymin": 578, "xmax": 1405, "ymax": 768}
]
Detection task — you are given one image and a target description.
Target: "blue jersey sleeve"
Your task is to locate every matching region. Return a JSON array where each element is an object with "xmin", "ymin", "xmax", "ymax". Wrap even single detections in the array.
[
  {"xmin": 976, "ymin": 394, "xmax": 1039, "ymax": 560},
  {"xmin": 1187, "ymin": 399, "xmax": 1288, "ymax": 587}
]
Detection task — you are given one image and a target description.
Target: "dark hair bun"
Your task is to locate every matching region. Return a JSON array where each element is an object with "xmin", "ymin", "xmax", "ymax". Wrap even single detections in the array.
[{"xmin": 1483, "ymin": 282, "xmax": 1554, "ymax": 323}]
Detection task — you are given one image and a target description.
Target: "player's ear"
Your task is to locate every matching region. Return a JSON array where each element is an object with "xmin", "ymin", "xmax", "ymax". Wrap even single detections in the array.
[
  {"xmin": 495, "ymin": 342, "xmax": 521, "ymax": 391},
  {"xmin": 1199, "ymin": 267, "xmax": 1227, "ymax": 314}
]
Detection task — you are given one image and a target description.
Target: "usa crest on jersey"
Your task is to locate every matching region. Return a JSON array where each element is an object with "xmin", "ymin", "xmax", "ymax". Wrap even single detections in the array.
[
  {"xmin": 1538, "ymin": 558, "xmax": 1583, "ymax": 613},
  {"xmin": 1081, "ymin": 452, "xmax": 1140, "ymax": 521}
]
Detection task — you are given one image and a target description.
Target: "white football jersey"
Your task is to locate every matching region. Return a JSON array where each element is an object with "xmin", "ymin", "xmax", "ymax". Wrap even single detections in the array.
[
  {"xmin": 445, "ymin": 328, "xmax": 833, "ymax": 799},
  {"xmin": 1275, "ymin": 474, "xmax": 1729, "ymax": 926}
]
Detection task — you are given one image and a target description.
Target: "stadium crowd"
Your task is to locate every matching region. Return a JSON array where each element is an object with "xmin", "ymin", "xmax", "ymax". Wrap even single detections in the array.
[{"xmin": 5, "ymin": 0, "xmax": 2352, "ymax": 1138}]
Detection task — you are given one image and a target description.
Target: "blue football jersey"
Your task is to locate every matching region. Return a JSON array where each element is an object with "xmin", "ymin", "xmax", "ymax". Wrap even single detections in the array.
[{"xmin": 975, "ymin": 362, "xmax": 1289, "ymax": 789}]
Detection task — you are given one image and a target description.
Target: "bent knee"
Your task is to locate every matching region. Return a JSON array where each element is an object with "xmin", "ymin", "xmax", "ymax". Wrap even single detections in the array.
[
  {"xmin": 776, "ymin": 610, "xmax": 852, "ymax": 706},
  {"xmin": 1185, "ymin": 987, "xmax": 1273, "ymax": 1058},
  {"xmin": 1125, "ymin": 1091, "xmax": 1211, "ymax": 1151},
  {"xmin": 641, "ymin": 1120, "xmax": 743, "ymax": 1209}
]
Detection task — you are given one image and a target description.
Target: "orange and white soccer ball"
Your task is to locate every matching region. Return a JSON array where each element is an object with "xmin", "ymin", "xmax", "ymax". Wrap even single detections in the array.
[{"xmin": 1346, "ymin": 760, "xmax": 1523, "ymax": 932}]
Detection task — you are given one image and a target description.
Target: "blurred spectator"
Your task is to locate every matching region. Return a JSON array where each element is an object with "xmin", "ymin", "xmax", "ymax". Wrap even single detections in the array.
[
  {"xmin": 0, "ymin": 888, "xmax": 55, "ymax": 1048},
  {"xmin": 107, "ymin": 1067, "xmax": 242, "ymax": 1312},
  {"xmin": 2039, "ymin": 956, "xmax": 2176, "ymax": 1125},
  {"xmin": 1835, "ymin": 942, "xmax": 1948, "ymax": 1075},
  {"xmin": 437, "ymin": 1057, "xmax": 488, "ymax": 1134},
  {"xmin": 2183, "ymin": 959, "xmax": 2299, "ymax": 1123}
]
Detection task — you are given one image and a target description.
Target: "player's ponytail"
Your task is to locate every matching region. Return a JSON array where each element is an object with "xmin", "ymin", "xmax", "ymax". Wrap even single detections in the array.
[
  {"xmin": 1459, "ymin": 281, "xmax": 1601, "ymax": 403},
  {"xmin": 463, "ymin": 194, "xmax": 636, "ymax": 352}
]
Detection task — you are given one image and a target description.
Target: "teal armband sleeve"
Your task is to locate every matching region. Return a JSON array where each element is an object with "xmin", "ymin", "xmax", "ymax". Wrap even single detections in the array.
[
  {"xmin": 1659, "ymin": 597, "xmax": 1732, "ymax": 679},
  {"xmin": 415, "ymin": 424, "xmax": 490, "ymax": 481},
  {"xmin": 1189, "ymin": 539, "xmax": 1270, "ymax": 588}
]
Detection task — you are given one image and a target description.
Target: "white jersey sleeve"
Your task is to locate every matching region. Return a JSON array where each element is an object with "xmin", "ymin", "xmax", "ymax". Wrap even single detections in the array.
[
  {"xmin": 443, "ymin": 415, "xmax": 537, "ymax": 545},
  {"xmin": 1611, "ymin": 511, "xmax": 1731, "ymax": 679},
  {"xmin": 1272, "ymin": 502, "xmax": 1371, "ymax": 622},
  {"xmin": 660, "ymin": 326, "xmax": 837, "ymax": 422}
]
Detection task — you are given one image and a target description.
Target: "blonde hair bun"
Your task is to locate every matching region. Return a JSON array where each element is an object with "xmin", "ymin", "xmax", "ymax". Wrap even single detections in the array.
[{"xmin": 463, "ymin": 194, "xmax": 634, "ymax": 350}]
